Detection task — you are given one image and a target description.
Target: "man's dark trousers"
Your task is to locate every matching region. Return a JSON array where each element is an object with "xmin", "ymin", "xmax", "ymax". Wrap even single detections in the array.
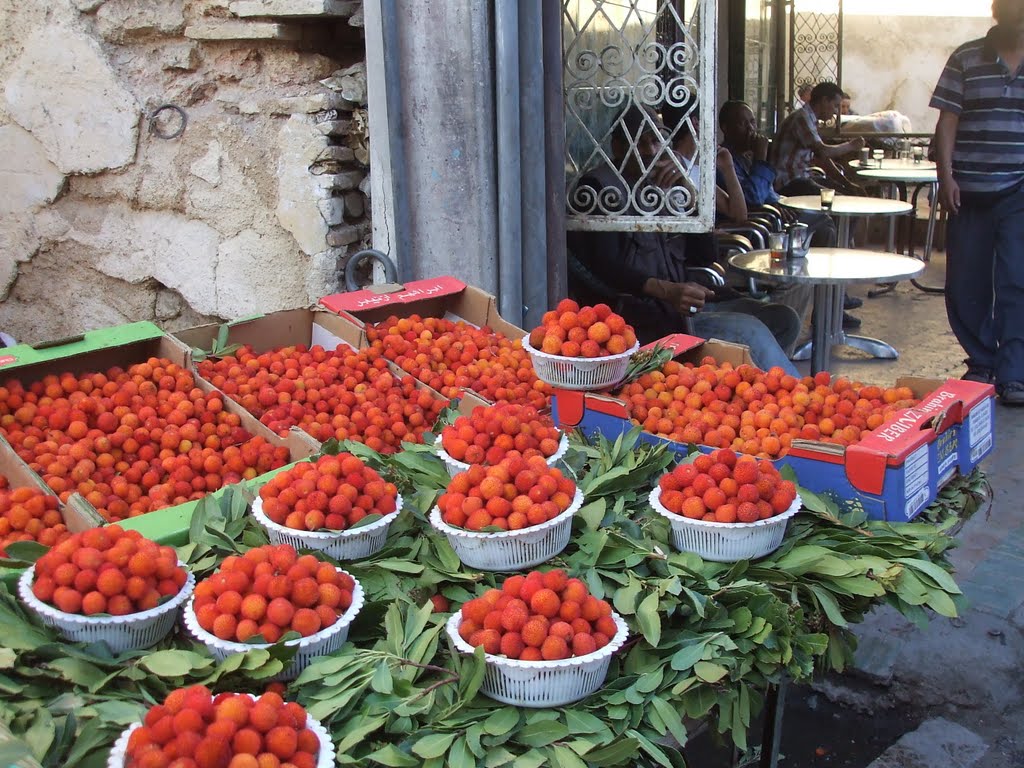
[{"xmin": 946, "ymin": 184, "xmax": 1024, "ymax": 385}]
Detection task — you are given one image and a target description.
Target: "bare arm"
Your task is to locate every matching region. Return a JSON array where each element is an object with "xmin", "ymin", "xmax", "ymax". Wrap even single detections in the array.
[
  {"xmin": 715, "ymin": 147, "xmax": 748, "ymax": 222},
  {"xmin": 818, "ymin": 137, "xmax": 864, "ymax": 160},
  {"xmin": 934, "ymin": 110, "xmax": 960, "ymax": 214}
]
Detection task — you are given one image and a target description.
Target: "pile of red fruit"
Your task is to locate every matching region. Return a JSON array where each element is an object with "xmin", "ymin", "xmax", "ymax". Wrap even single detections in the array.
[
  {"xmin": 457, "ymin": 569, "xmax": 618, "ymax": 660},
  {"xmin": 30, "ymin": 526, "xmax": 187, "ymax": 616},
  {"xmin": 618, "ymin": 361, "xmax": 920, "ymax": 459},
  {"xmin": 527, "ymin": 299, "xmax": 637, "ymax": 358},
  {"xmin": 439, "ymin": 402, "xmax": 561, "ymax": 466},
  {"xmin": 0, "ymin": 359, "xmax": 291, "ymax": 521},
  {"xmin": 0, "ymin": 477, "xmax": 69, "ymax": 554},
  {"xmin": 657, "ymin": 449, "xmax": 798, "ymax": 523},
  {"xmin": 258, "ymin": 452, "xmax": 398, "ymax": 532},
  {"xmin": 197, "ymin": 344, "xmax": 446, "ymax": 454},
  {"xmin": 192, "ymin": 544, "xmax": 355, "ymax": 644},
  {"xmin": 437, "ymin": 456, "xmax": 577, "ymax": 532},
  {"xmin": 366, "ymin": 315, "xmax": 550, "ymax": 409},
  {"xmin": 124, "ymin": 685, "xmax": 321, "ymax": 768}
]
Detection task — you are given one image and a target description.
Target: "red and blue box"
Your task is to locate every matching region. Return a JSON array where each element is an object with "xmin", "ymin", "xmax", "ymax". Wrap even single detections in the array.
[{"xmin": 552, "ymin": 334, "xmax": 995, "ymax": 522}]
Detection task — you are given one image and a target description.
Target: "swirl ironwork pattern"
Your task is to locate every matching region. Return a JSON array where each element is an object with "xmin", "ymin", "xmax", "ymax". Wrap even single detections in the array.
[
  {"xmin": 563, "ymin": 0, "xmax": 717, "ymax": 233},
  {"xmin": 789, "ymin": 1, "xmax": 842, "ymax": 103}
]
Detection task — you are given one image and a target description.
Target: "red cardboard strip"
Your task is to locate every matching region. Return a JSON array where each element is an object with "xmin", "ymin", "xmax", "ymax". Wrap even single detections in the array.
[{"xmin": 320, "ymin": 276, "xmax": 467, "ymax": 314}]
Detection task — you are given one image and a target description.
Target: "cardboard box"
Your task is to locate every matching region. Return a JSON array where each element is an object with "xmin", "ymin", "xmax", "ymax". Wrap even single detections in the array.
[
  {"xmin": 552, "ymin": 334, "xmax": 995, "ymax": 522},
  {"xmin": 0, "ymin": 322, "xmax": 318, "ymax": 545},
  {"xmin": 318, "ymin": 276, "xmax": 525, "ymax": 344}
]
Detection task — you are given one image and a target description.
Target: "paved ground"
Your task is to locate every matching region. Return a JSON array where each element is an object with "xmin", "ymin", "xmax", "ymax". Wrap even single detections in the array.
[{"xmin": 689, "ymin": 241, "xmax": 1024, "ymax": 767}]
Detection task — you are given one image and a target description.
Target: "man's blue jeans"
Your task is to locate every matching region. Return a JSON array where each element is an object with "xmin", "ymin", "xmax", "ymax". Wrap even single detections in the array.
[
  {"xmin": 692, "ymin": 305, "xmax": 800, "ymax": 377},
  {"xmin": 946, "ymin": 184, "xmax": 1024, "ymax": 384}
]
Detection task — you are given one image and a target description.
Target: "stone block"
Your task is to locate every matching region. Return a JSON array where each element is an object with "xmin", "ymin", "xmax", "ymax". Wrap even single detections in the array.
[
  {"xmin": 162, "ymin": 43, "xmax": 200, "ymax": 71},
  {"xmin": 321, "ymin": 62, "xmax": 366, "ymax": 105},
  {"xmin": 0, "ymin": 125, "xmax": 66, "ymax": 216},
  {"xmin": 73, "ymin": 0, "xmax": 107, "ymax": 11},
  {"xmin": 229, "ymin": 0, "xmax": 358, "ymax": 17},
  {"xmin": 317, "ymin": 197, "xmax": 346, "ymax": 226},
  {"xmin": 313, "ymin": 145, "xmax": 355, "ymax": 163},
  {"xmin": 343, "ymin": 191, "xmax": 364, "ymax": 219},
  {"xmin": 277, "ymin": 116, "xmax": 331, "ymax": 255},
  {"xmin": 314, "ymin": 120, "xmax": 352, "ymax": 136},
  {"xmin": 326, "ymin": 223, "xmax": 366, "ymax": 247},
  {"xmin": 190, "ymin": 141, "xmax": 223, "ymax": 186},
  {"xmin": 866, "ymin": 718, "xmax": 987, "ymax": 768},
  {"xmin": 268, "ymin": 92, "xmax": 357, "ymax": 115},
  {"xmin": 312, "ymin": 170, "xmax": 364, "ymax": 192},
  {"xmin": 4, "ymin": 27, "xmax": 140, "ymax": 174},
  {"xmin": 185, "ymin": 20, "xmax": 300, "ymax": 40},
  {"xmin": 348, "ymin": 6, "xmax": 363, "ymax": 26},
  {"xmin": 96, "ymin": 0, "xmax": 185, "ymax": 42},
  {"xmin": 214, "ymin": 228, "xmax": 316, "ymax": 318}
]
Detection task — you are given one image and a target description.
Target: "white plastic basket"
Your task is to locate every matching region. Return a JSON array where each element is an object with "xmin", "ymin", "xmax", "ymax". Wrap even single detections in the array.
[
  {"xmin": 107, "ymin": 696, "xmax": 335, "ymax": 768},
  {"xmin": 428, "ymin": 488, "xmax": 582, "ymax": 571},
  {"xmin": 17, "ymin": 563, "xmax": 195, "ymax": 654},
  {"xmin": 182, "ymin": 567, "xmax": 364, "ymax": 681},
  {"xmin": 522, "ymin": 335, "xmax": 639, "ymax": 391},
  {"xmin": 445, "ymin": 609, "xmax": 628, "ymax": 707},
  {"xmin": 649, "ymin": 486, "xmax": 802, "ymax": 562},
  {"xmin": 251, "ymin": 494, "xmax": 402, "ymax": 560},
  {"xmin": 434, "ymin": 433, "xmax": 569, "ymax": 478}
]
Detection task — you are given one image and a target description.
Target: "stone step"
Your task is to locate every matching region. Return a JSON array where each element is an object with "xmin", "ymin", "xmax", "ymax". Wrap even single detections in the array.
[
  {"xmin": 865, "ymin": 717, "xmax": 987, "ymax": 768},
  {"xmin": 184, "ymin": 20, "xmax": 300, "ymax": 40},
  {"xmin": 229, "ymin": 0, "xmax": 359, "ymax": 18}
]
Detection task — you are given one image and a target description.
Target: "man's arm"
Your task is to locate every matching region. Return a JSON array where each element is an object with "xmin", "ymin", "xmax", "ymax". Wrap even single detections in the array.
[
  {"xmin": 715, "ymin": 147, "xmax": 748, "ymax": 223},
  {"xmin": 934, "ymin": 110, "xmax": 960, "ymax": 214}
]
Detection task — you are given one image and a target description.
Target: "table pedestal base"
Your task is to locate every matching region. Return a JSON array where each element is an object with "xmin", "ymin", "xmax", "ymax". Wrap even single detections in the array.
[{"xmin": 794, "ymin": 283, "xmax": 901, "ymax": 373}]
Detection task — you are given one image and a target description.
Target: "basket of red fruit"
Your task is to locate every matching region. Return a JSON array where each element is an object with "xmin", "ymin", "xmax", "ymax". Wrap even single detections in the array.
[
  {"xmin": 649, "ymin": 449, "xmax": 801, "ymax": 562},
  {"xmin": 18, "ymin": 526, "xmax": 195, "ymax": 653},
  {"xmin": 252, "ymin": 453, "xmax": 402, "ymax": 560},
  {"xmin": 446, "ymin": 569, "xmax": 628, "ymax": 707},
  {"xmin": 435, "ymin": 401, "xmax": 568, "ymax": 478},
  {"xmin": 182, "ymin": 544, "xmax": 364, "ymax": 680},
  {"xmin": 429, "ymin": 456, "xmax": 582, "ymax": 571},
  {"xmin": 522, "ymin": 300, "xmax": 640, "ymax": 391},
  {"xmin": 108, "ymin": 686, "xmax": 335, "ymax": 768}
]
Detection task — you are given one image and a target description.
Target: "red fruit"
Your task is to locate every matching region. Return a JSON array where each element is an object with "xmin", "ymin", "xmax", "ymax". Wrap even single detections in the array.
[{"xmin": 529, "ymin": 588, "xmax": 561, "ymax": 618}]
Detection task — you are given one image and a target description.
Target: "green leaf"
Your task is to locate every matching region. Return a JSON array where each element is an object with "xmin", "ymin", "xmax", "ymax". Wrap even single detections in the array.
[
  {"xmin": 896, "ymin": 558, "xmax": 962, "ymax": 594},
  {"xmin": 807, "ymin": 584, "xmax": 849, "ymax": 627},
  {"xmin": 411, "ymin": 732, "xmax": 457, "ymax": 759},
  {"xmin": 694, "ymin": 660, "xmax": 729, "ymax": 683},
  {"xmin": 515, "ymin": 720, "xmax": 569, "ymax": 748},
  {"xmin": 636, "ymin": 591, "xmax": 661, "ymax": 647},
  {"xmin": 140, "ymin": 650, "xmax": 214, "ymax": 677},
  {"xmin": 24, "ymin": 707, "xmax": 55, "ymax": 760},
  {"xmin": 549, "ymin": 744, "xmax": 591, "ymax": 768},
  {"xmin": 612, "ymin": 576, "xmax": 642, "ymax": 616},
  {"xmin": 482, "ymin": 707, "xmax": 520, "ymax": 736},
  {"xmin": 365, "ymin": 744, "xmax": 420, "ymax": 767},
  {"xmin": 564, "ymin": 709, "xmax": 607, "ymax": 735},
  {"xmin": 372, "ymin": 558, "xmax": 424, "ymax": 574},
  {"xmin": 448, "ymin": 736, "xmax": 475, "ymax": 768},
  {"xmin": 585, "ymin": 737, "xmax": 641, "ymax": 766},
  {"xmin": 2, "ymin": 541, "xmax": 48, "ymax": 563},
  {"xmin": 370, "ymin": 661, "xmax": 393, "ymax": 694}
]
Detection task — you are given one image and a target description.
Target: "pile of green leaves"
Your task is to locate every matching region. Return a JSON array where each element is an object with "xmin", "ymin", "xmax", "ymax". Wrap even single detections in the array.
[{"xmin": 0, "ymin": 429, "xmax": 977, "ymax": 768}]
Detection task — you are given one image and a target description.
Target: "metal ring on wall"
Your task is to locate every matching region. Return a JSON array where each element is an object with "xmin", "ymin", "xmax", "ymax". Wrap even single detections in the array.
[
  {"xmin": 148, "ymin": 104, "xmax": 188, "ymax": 140},
  {"xmin": 344, "ymin": 249, "xmax": 399, "ymax": 291}
]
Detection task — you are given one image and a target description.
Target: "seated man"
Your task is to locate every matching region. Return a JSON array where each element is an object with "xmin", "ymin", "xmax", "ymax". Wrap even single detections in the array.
[
  {"xmin": 567, "ymin": 104, "xmax": 800, "ymax": 375},
  {"xmin": 773, "ymin": 82, "xmax": 865, "ymax": 197}
]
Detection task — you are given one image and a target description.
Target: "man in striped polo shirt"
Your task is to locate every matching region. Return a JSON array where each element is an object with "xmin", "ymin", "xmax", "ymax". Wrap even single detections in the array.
[{"xmin": 931, "ymin": 0, "xmax": 1024, "ymax": 404}]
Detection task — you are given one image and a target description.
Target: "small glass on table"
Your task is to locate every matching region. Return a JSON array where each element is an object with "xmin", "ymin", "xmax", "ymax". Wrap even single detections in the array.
[
  {"xmin": 912, "ymin": 146, "xmax": 925, "ymax": 164},
  {"xmin": 872, "ymin": 149, "xmax": 885, "ymax": 165},
  {"xmin": 819, "ymin": 187, "xmax": 835, "ymax": 211},
  {"xmin": 768, "ymin": 232, "xmax": 789, "ymax": 266}
]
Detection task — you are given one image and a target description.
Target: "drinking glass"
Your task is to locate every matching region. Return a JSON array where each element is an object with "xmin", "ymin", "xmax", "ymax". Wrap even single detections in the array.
[
  {"xmin": 768, "ymin": 232, "xmax": 788, "ymax": 265},
  {"xmin": 912, "ymin": 146, "xmax": 924, "ymax": 164},
  {"xmin": 820, "ymin": 187, "xmax": 836, "ymax": 211}
]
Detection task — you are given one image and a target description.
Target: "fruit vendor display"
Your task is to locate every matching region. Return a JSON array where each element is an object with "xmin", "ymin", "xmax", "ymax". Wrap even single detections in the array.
[
  {"xmin": 0, "ymin": 359, "xmax": 291, "ymax": 521},
  {"xmin": 657, "ymin": 449, "xmax": 798, "ymax": 523},
  {"xmin": 436, "ymin": 455, "xmax": 577, "ymax": 531},
  {"xmin": 365, "ymin": 315, "xmax": 550, "ymax": 408},
  {"xmin": 121, "ymin": 686, "xmax": 325, "ymax": 768},
  {"xmin": 439, "ymin": 401, "xmax": 562, "ymax": 465},
  {"xmin": 191, "ymin": 544, "xmax": 355, "ymax": 644},
  {"xmin": 29, "ymin": 526, "xmax": 186, "ymax": 616},
  {"xmin": 457, "ymin": 569, "xmax": 619, "ymax": 661},
  {"xmin": 527, "ymin": 299, "xmax": 637, "ymax": 358},
  {"xmin": 257, "ymin": 453, "xmax": 398, "ymax": 533},
  {"xmin": 618, "ymin": 360, "xmax": 920, "ymax": 458},
  {"xmin": 0, "ymin": 476, "xmax": 69, "ymax": 554},
  {"xmin": 197, "ymin": 344, "xmax": 445, "ymax": 453}
]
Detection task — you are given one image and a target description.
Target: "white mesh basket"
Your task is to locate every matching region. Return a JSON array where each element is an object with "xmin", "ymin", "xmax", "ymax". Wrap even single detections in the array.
[
  {"xmin": 434, "ymin": 433, "xmax": 569, "ymax": 478},
  {"xmin": 649, "ymin": 486, "xmax": 802, "ymax": 562},
  {"xmin": 251, "ymin": 494, "xmax": 402, "ymax": 560},
  {"xmin": 182, "ymin": 567, "xmax": 364, "ymax": 681},
  {"xmin": 445, "ymin": 610, "xmax": 628, "ymax": 707},
  {"xmin": 107, "ymin": 696, "xmax": 335, "ymax": 768},
  {"xmin": 428, "ymin": 489, "xmax": 582, "ymax": 571},
  {"xmin": 18, "ymin": 563, "xmax": 195, "ymax": 654},
  {"xmin": 522, "ymin": 335, "xmax": 639, "ymax": 391}
]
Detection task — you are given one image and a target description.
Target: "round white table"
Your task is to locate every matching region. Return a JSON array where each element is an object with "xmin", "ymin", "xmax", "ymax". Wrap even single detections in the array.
[
  {"xmin": 778, "ymin": 195, "xmax": 913, "ymax": 248},
  {"xmin": 728, "ymin": 249, "xmax": 925, "ymax": 374},
  {"xmin": 851, "ymin": 158, "xmax": 937, "ymax": 172}
]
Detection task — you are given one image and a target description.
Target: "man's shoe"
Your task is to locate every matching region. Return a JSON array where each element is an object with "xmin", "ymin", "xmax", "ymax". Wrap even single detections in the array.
[
  {"xmin": 961, "ymin": 366, "xmax": 995, "ymax": 384},
  {"xmin": 843, "ymin": 295, "xmax": 863, "ymax": 310},
  {"xmin": 842, "ymin": 311, "xmax": 861, "ymax": 329},
  {"xmin": 998, "ymin": 381, "xmax": 1024, "ymax": 406}
]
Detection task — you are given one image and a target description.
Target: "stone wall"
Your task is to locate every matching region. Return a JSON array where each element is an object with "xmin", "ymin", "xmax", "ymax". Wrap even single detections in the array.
[{"xmin": 0, "ymin": 0, "xmax": 370, "ymax": 344}]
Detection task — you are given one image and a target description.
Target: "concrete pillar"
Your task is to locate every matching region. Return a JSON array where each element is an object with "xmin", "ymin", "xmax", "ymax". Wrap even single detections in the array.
[{"xmin": 364, "ymin": 0, "xmax": 498, "ymax": 294}]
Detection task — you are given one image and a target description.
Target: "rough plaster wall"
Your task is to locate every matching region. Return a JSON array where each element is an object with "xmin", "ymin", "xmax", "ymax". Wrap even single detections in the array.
[
  {"xmin": 0, "ymin": 0, "xmax": 370, "ymax": 346},
  {"xmin": 842, "ymin": 15, "xmax": 994, "ymax": 133}
]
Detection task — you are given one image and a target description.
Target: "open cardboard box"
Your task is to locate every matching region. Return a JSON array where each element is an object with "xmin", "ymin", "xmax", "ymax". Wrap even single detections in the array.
[
  {"xmin": 318, "ymin": 276, "xmax": 525, "ymax": 346},
  {"xmin": 553, "ymin": 333, "xmax": 995, "ymax": 522},
  {"xmin": 0, "ymin": 322, "xmax": 318, "ymax": 545}
]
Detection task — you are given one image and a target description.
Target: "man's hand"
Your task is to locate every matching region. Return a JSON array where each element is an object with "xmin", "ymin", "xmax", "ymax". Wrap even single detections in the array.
[
  {"xmin": 850, "ymin": 137, "xmax": 866, "ymax": 151},
  {"xmin": 939, "ymin": 176, "xmax": 960, "ymax": 215},
  {"xmin": 644, "ymin": 278, "xmax": 715, "ymax": 314},
  {"xmin": 648, "ymin": 154, "xmax": 690, "ymax": 191},
  {"xmin": 752, "ymin": 133, "xmax": 770, "ymax": 162}
]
